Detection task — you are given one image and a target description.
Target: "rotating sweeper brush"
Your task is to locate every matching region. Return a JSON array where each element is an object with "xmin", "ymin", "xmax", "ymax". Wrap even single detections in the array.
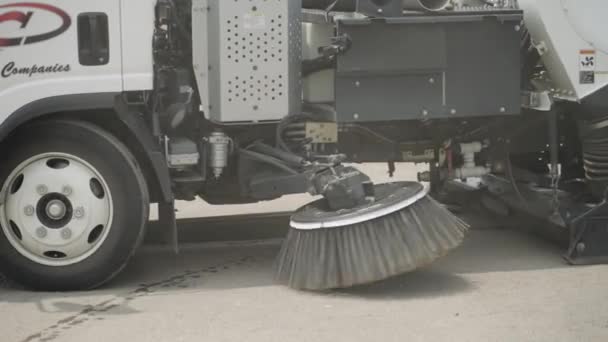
[{"xmin": 275, "ymin": 182, "xmax": 469, "ymax": 290}]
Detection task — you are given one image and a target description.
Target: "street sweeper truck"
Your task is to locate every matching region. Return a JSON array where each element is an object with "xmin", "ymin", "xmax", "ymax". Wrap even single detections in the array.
[{"xmin": 0, "ymin": 0, "xmax": 606, "ymax": 291}]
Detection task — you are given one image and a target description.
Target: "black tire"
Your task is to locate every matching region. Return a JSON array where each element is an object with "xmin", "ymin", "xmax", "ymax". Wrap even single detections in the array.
[{"xmin": 0, "ymin": 119, "xmax": 149, "ymax": 291}]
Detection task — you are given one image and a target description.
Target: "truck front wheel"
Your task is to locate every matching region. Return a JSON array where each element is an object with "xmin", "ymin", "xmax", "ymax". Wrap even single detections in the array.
[{"xmin": 0, "ymin": 119, "xmax": 149, "ymax": 291}]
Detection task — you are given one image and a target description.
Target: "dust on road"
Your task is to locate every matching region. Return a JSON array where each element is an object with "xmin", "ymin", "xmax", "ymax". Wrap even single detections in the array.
[{"xmin": 2, "ymin": 228, "xmax": 608, "ymax": 342}]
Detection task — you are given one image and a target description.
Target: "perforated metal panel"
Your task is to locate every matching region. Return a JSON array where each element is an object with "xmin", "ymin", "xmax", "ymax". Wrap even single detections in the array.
[{"xmin": 202, "ymin": 0, "xmax": 302, "ymax": 123}]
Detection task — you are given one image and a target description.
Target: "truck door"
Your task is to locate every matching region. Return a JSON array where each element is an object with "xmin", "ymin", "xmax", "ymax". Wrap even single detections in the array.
[{"xmin": 0, "ymin": 0, "xmax": 123, "ymax": 122}]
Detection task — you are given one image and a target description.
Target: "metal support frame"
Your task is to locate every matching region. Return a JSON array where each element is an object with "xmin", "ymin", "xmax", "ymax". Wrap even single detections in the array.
[
  {"xmin": 565, "ymin": 201, "xmax": 608, "ymax": 265},
  {"xmin": 481, "ymin": 110, "xmax": 608, "ymax": 265},
  {"xmin": 239, "ymin": 143, "xmax": 374, "ymax": 210}
]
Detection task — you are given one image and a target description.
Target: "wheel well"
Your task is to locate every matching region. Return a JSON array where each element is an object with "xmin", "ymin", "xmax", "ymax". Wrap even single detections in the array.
[{"xmin": 3, "ymin": 109, "xmax": 164, "ymax": 203}]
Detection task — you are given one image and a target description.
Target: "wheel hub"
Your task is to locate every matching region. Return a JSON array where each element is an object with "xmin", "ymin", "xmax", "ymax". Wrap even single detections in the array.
[
  {"xmin": 0, "ymin": 153, "xmax": 113, "ymax": 266},
  {"xmin": 36, "ymin": 193, "xmax": 73, "ymax": 229},
  {"xmin": 46, "ymin": 200, "xmax": 67, "ymax": 220},
  {"xmin": 290, "ymin": 182, "xmax": 430, "ymax": 230}
]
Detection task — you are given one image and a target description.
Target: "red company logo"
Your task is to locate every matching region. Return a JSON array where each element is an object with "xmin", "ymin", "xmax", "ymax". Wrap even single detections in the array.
[{"xmin": 0, "ymin": 2, "xmax": 71, "ymax": 47}]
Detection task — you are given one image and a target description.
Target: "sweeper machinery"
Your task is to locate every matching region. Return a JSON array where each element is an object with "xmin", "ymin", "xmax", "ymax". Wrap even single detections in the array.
[{"xmin": 0, "ymin": 0, "xmax": 606, "ymax": 291}]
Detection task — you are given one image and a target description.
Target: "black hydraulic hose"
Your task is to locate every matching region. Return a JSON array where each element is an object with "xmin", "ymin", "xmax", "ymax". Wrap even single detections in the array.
[
  {"xmin": 276, "ymin": 113, "xmax": 316, "ymax": 153},
  {"xmin": 239, "ymin": 149, "xmax": 300, "ymax": 175},
  {"xmin": 250, "ymin": 142, "xmax": 307, "ymax": 167},
  {"xmin": 302, "ymin": 56, "xmax": 336, "ymax": 77},
  {"xmin": 166, "ymin": 0, "xmax": 191, "ymax": 41}
]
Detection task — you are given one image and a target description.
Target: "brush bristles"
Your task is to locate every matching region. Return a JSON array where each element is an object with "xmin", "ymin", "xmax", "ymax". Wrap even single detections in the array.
[{"xmin": 275, "ymin": 196, "xmax": 469, "ymax": 290}]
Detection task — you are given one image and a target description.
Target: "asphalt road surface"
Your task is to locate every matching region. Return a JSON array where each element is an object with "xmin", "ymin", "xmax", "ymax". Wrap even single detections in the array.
[{"xmin": 2, "ymin": 164, "xmax": 608, "ymax": 342}]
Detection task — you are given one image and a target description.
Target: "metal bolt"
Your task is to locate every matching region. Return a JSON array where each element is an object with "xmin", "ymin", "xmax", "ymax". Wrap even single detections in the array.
[
  {"xmin": 353, "ymin": 113, "xmax": 360, "ymax": 120},
  {"xmin": 24, "ymin": 205, "xmax": 35, "ymax": 216},
  {"xmin": 36, "ymin": 185, "xmax": 48, "ymax": 195},
  {"xmin": 62, "ymin": 186, "xmax": 73, "ymax": 196},
  {"xmin": 61, "ymin": 228, "xmax": 72, "ymax": 240},
  {"xmin": 36, "ymin": 227, "xmax": 47, "ymax": 238},
  {"xmin": 576, "ymin": 242, "xmax": 586, "ymax": 254},
  {"xmin": 74, "ymin": 207, "xmax": 85, "ymax": 219}
]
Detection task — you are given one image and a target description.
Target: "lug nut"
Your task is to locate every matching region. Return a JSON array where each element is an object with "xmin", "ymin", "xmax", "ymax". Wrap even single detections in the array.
[
  {"xmin": 74, "ymin": 207, "xmax": 85, "ymax": 219},
  {"xmin": 62, "ymin": 186, "xmax": 73, "ymax": 196},
  {"xmin": 36, "ymin": 185, "xmax": 48, "ymax": 195},
  {"xmin": 36, "ymin": 227, "xmax": 47, "ymax": 238},
  {"xmin": 61, "ymin": 228, "xmax": 72, "ymax": 240},
  {"xmin": 24, "ymin": 205, "xmax": 35, "ymax": 216}
]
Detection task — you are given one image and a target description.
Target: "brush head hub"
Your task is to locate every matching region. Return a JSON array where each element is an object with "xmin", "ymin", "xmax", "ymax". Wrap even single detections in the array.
[{"xmin": 290, "ymin": 182, "xmax": 429, "ymax": 230}]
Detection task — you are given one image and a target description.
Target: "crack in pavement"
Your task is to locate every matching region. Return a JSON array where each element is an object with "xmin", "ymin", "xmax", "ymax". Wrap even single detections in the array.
[{"xmin": 20, "ymin": 255, "xmax": 261, "ymax": 342}]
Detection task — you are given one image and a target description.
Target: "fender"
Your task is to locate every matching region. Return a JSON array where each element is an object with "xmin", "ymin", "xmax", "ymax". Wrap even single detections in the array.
[
  {"xmin": 0, "ymin": 93, "xmax": 117, "ymax": 142},
  {"xmin": 113, "ymin": 95, "xmax": 174, "ymax": 204}
]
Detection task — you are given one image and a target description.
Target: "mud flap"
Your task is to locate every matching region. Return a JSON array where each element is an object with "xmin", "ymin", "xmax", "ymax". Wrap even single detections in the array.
[{"xmin": 159, "ymin": 200, "xmax": 179, "ymax": 254}]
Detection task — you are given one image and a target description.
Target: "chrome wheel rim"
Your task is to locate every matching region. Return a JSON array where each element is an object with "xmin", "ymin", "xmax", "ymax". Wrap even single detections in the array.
[{"xmin": 0, "ymin": 153, "xmax": 113, "ymax": 266}]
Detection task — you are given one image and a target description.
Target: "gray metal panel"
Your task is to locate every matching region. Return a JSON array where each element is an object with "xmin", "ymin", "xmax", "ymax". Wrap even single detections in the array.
[
  {"xmin": 337, "ymin": 23, "xmax": 447, "ymax": 73},
  {"xmin": 204, "ymin": 0, "xmax": 301, "ymax": 122},
  {"xmin": 444, "ymin": 19, "xmax": 522, "ymax": 118},
  {"xmin": 335, "ymin": 13, "xmax": 523, "ymax": 122},
  {"xmin": 336, "ymin": 73, "xmax": 444, "ymax": 121}
]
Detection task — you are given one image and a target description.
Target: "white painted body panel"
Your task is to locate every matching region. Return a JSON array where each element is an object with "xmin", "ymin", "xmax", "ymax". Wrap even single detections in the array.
[
  {"xmin": 0, "ymin": 0, "xmax": 155, "ymax": 126},
  {"xmin": 121, "ymin": 0, "xmax": 155, "ymax": 91},
  {"xmin": 519, "ymin": 0, "xmax": 608, "ymax": 101}
]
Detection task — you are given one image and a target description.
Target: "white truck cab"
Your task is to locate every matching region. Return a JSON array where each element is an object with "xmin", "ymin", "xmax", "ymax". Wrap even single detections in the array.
[{"xmin": 1, "ymin": 0, "xmax": 155, "ymax": 133}]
